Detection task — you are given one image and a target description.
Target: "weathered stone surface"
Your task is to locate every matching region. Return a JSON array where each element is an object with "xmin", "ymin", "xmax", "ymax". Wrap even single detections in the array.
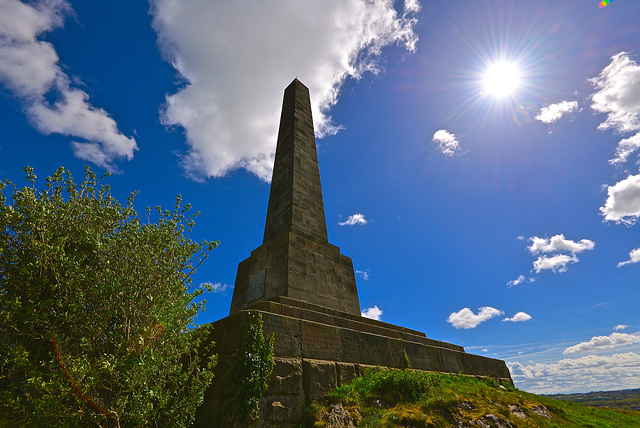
[
  {"xmin": 531, "ymin": 405, "xmax": 553, "ymax": 419},
  {"xmin": 336, "ymin": 362, "xmax": 357, "ymax": 387},
  {"xmin": 481, "ymin": 414, "xmax": 515, "ymax": 428},
  {"xmin": 303, "ymin": 359, "xmax": 337, "ymax": 405},
  {"xmin": 302, "ymin": 320, "xmax": 342, "ymax": 361},
  {"xmin": 319, "ymin": 402, "xmax": 359, "ymax": 428},
  {"xmin": 263, "ymin": 396, "xmax": 304, "ymax": 424},
  {"xmin": 263, "ymin": 79, "xmax": 328, "ymax": 245},
  {"xmin": 509, "ymin": 404, "xmax": 527, "ymax": 419},
  {"xmin": 231, "ymin": 231, "xmax": 361, "ymax": 315},
  {"xmin": 267, "ymin": 358, "xmax": 302, "ymax": 396},
  {"xmin": 262, "ymin": 312, "xmax": 302, "ymax": 358}
]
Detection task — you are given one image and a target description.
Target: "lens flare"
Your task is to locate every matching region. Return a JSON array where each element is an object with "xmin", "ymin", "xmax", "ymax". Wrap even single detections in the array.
[
  {"xmin": 483, "ymin": 61, "xmax": 521, "ymax": 97},
  {"xmin": 599, "ymin": 0, "xmax": 610, "ymax": 7}
]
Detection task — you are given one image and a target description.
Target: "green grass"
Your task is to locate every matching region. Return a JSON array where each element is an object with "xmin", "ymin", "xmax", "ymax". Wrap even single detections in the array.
[{"xmin": 308, "ymin": 369, "xmax": 640, "ymax": 427}]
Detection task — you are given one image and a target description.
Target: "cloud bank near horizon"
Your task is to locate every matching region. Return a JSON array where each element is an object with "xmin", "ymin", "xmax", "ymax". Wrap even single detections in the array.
[{"xmin": 509, "ymin": 352, "xmax": 640, "ymax": 395}]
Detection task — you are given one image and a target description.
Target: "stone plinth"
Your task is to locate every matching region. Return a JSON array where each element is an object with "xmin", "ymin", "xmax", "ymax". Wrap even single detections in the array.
[
  {"xmin": 230, "ymin": 232, "xmax": 360, "ymax": 316},
  {"xmin": 194, "ymin": 298, "xmax": 513, "ymax": 427}
]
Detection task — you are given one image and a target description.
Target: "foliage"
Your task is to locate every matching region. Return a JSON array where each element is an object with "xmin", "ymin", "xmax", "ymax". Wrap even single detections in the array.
[
  {"xmin": 222, "ymin": 311, "xmax": 275, "ymax": 426},
  {"xmin": 328, "ymin": 368, "xmax": 442, "ymax": 405},
  {"xmin": 318, "ymin": 369, "xmax": 640, "ymax": 427},
  {"xmin": 0, "ymin": 166, "xmax": 218, "ymax": 427}
]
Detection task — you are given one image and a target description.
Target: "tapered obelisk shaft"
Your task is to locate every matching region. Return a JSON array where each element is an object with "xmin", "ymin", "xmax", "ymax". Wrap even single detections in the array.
[
  {"xmin": 263, "ymin": 79, "xmax": 329, "ymax": 244},
  {"xmin": 230, "ymin": 79, "xmax": 360, "ymax": 315}
]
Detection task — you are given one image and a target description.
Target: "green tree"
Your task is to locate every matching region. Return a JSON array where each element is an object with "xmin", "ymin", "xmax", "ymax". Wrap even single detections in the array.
[{"xmin": 0, "ymin": 167, "xmax": 218, "ymax": 427}]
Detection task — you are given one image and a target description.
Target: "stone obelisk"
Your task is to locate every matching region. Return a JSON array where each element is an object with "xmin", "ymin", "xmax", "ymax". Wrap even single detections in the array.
[
  {"xmin": 195, "ymin": 79, "xmax": 513, "ymax": 427},
  {"xmin": 230, "ymin": 79, "xmax": 361, "ymax": 316}
]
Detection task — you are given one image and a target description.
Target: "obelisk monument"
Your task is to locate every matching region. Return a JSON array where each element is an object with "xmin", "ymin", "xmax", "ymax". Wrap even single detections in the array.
[
  {"xmin": 195, "ymin": 78, "xmax": 513, "ymax": 427},
  {"xmin": 230, "ymin": 79, "xmax": 361, "ymax": 316}
]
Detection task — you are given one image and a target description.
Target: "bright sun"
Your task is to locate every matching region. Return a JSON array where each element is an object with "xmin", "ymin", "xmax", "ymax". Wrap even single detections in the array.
[{"xmin": 483, "ymin": 61, "xmax": 521, "ymax": 97}]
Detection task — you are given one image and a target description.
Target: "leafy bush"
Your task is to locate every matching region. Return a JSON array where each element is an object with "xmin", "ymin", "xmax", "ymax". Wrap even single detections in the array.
[
  {"xmin": 0, "ymin": 167, "xmax": 218, "ymax": 427},
  {"xmin": 330, "ymin": 369, "xmax": 444, "ymax": 405},
  {"xmin": 221, "ymin": 311, "xmax": 275, "ymax": 426}
]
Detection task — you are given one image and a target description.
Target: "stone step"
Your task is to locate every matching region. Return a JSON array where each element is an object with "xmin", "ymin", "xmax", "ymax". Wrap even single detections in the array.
[{"xmin": 248, "ymin": 297, "xmax": 464, "ymax": 353}]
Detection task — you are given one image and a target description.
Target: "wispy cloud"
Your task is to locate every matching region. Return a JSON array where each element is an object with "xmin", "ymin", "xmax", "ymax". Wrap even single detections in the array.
[
  {"xmin": 432, "ymin": 129, "xmax": 461, "ymax": 156},
  {"xmin": 0, "ymin": 0, "xmax": 137, "ymax": 171},
  {"xmin": 535, "ymin": 100, "xmax": 578, "ymax": 124},
  {"xmin": 205, "ymin": 282, "xmax": 233, "ymax": 294},
  {"xmin": 150, "ymin": 0, "xmax": 420, "ymax": 181},
  {"xmin": 563, "ymin": 332, "xmax": 640, "ymax": 355},
  {"xmin": 617, "ymin": 247, "xmax": 640, "ymax": 267},
  {"xmin": 601, "ymin": 173, "xmax": 640, "ymax": 225},
  {"xmin": 503, "ymin": 312, "xmax": 532, "ymax": 323},
  {"xmin": 507, "ymin": 274, "xmax": 535, "ymax": 287},
  {"xmin": 614, "ymin": 324, "xmax": 629, "ymax": 331},
  {"xmin": 339, "ymin": 213, "xmax": 368, "ymax": 226},
  {"xmin": 356, "ymin": 269, "xmax": 370, "ymax": 280},
  {"xmin": 362, "ymin": 306, "xmax": 382, "ymax": 320},
  {"xmin": 447, "ymin": 307, "xmax": 503, "ymax": 329},
  {"xmin": 610, "ymin": 132, "xmax": 640, "ymax": 166}
]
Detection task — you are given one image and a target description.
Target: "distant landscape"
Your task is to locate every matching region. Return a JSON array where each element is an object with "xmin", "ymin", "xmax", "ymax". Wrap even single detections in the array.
[{"xmin": 546, "ymin": 389, "xmax": 640, "ymax": 411}]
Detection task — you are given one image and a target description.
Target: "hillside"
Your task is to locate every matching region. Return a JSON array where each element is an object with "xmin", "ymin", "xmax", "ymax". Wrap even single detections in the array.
[
  {"xmin": 547, "ymin": 389, "xmax": 640, "ymax": 411},
  {"xmin": 305, "ymin": 369, "xmax": 640, "ymax": 427}
]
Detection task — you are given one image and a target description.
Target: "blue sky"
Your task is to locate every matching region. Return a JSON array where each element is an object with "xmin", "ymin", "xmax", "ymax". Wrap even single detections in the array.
[{"xmin": 2, "ymin": 0, "xmax": 640, "ymax": 394}]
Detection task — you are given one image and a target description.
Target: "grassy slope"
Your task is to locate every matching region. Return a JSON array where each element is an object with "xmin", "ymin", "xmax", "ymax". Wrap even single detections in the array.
[{"xmin": 307, "ymin": 369, "xmax": 640, "ymax": 427}]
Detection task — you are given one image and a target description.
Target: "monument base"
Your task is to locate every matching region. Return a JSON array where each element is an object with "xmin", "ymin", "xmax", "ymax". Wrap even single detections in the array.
[{"xmin": 194, "ymin": 297, "xmax": 512, "ymax": 427}]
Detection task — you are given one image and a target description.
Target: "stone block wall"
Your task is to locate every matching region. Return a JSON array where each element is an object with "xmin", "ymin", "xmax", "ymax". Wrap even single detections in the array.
[
  {"xmin": 194, "ymin": 300, "xmax": 513, "ymax": 427},
  {"xmin": 230, "ymin": 232, "xmax": 361, "ymax": 316}
]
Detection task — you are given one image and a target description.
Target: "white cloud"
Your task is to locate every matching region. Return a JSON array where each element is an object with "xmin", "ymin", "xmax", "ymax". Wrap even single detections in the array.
[
  {"xmin": 205, "ymin": 282, "xmax": 233, "ymax": 294},
  {"xmin": 534, "ymin": 100, "xmax": 578, "ymax": 124},
  {"xmin": 503, "ymin": 312, "xmax": 532, "ymax": 323},
  {"xmin": 600, "ymin": 172, "xmax": 640, "ymax": 225},
  {"xmin": 432, "ymin": 129, "xmax": 460, "ymax": 156},
  {"xmin": 591, "ymin": 53, "xmax": 640, "ymax": 168},
  {"xmin": 527, "ymin": 234, "xmax": 595, "ymax": 255},
  {"xmin": 563, "ymin": 332, "xmax": 640, "ymax": 355},
  {"xmin": 506, "ymin": 275, "xmax": 535, "ymax": 287},
  {"xmin": 591, "ymin": 52, "xmax": 640, "ymax": 134},
  {"xmin": 509, "ymin": 352, "xmax": 640, "ymax": 394},
  {"xmin": 447, "ymin": 307, "xmax": 503, "ymax": 329},
  {"xmin": 524, "ymin": 234, "xmax": 594, "ymax": 274},
  {"xmin": 532, "ymin": 254, "xmax": 579, "ymax": 274},
  {"xmin": 0, "ymin": 0, "xmax": 136, "ymax": 171},
  {"xmin": 618, "ymin": 247, "xmax": 640, "ymax": 267},
  {"xmin": 507, "ymin": 275, "xmax": 526, "ymax": 287},
  {"xmin": 356, "ymin": 269, "xmax": 369, "ymax": 280},
  {"xmin": 610, "ymin": 132, "xmax": 640, "ymax": 166},
  {"xmin": 150, "ymin": 0, "xmax": 420, "ymax": 181},
  {"xmin": 362, "ymin": 306, "xmax": 382, "ymax": 320},
  {"xmin": 614, "ymin": 324, "xmax": 629, "ymax": 331},
  {"xmin": 339, "ymin": 213, "xmax": 368, "ymax": 226}
]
